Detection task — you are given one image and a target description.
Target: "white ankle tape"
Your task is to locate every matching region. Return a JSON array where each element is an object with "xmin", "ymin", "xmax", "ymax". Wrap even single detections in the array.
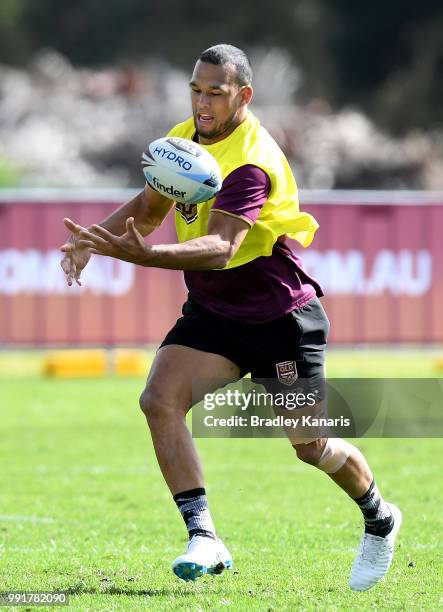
[{"xmin": 317, "ymin": 438, "xmax": 360, "ymax": 474}]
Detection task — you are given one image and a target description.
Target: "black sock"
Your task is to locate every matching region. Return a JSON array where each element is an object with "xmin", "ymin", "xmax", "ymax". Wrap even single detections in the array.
[
  {"xmin": 173, "ymin": 487, "xmax": 216, "ymax": 540},
  {"xmin": 353, "ymin": 480, "xmax": 394, "ymax": 537}
]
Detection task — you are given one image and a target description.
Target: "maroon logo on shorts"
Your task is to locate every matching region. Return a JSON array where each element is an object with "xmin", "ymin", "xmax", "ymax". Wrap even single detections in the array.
[
  {"xmin": 175, "ymin": 202, "xmax": 198, "ymax": 224},
  {"xmin": 276, "ymin": 361, "xmax": 298, "ymax": 386}
]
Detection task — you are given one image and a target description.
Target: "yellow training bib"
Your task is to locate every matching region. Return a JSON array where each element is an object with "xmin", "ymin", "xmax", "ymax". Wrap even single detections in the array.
[{"xmin": 167, "ymin": 111, "xmax": 318, "ymax": 269}]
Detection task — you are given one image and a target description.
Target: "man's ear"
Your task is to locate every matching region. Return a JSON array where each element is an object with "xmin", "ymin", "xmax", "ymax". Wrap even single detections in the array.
[{"xmin": 240, "ymin": 85, "xmax": 253, "ymax": 106}]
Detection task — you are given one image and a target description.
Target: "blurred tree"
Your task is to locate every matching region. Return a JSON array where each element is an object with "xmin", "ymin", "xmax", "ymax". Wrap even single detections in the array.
[
  {"xmin": 324, "ymin": 0, "xmax": 443, "ymax": 132},
  {"xmin": 1, "ymin": 0, "xmax": 442, "ymax": 133},
  {"xmin": 0, "ymin": 0, "xmax": 25, "ymax": 25},
  {"xmin": 9, "ymin": 0, "xmax": 335, "ymax": 97},
  {"xmin": 0, "ymin": 0, "xmax": 30, "ymax": 64}
]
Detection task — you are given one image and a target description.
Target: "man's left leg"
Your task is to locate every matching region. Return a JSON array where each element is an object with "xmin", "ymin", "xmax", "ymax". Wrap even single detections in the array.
[
  {"xmin": 293, "ymin": 437, "xmax": 402, "ymax": 591},
  {"xmin": 250, "ymin": 297, "xmax": 402, "ymax": 591}
]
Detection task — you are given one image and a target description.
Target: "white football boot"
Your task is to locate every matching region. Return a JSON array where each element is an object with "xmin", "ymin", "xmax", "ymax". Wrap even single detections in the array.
[
  {"xmin": 349, "ymin": 503, "xmax": 402, "ymax": 591},
  {"xmin": 172, "ymin": 535, "xmax": 233, "ymax": 582}
]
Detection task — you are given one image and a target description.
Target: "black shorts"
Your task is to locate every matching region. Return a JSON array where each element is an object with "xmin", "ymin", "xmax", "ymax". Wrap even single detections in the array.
[{"xmin": 160, "ymin": 295, "xmax": 330, "ymax": 383}]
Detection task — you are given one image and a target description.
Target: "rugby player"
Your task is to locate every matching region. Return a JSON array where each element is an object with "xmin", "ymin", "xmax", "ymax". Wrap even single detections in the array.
[{"xmin": 60, "ymin": 44, "xmax": 402, "ymax": 591}]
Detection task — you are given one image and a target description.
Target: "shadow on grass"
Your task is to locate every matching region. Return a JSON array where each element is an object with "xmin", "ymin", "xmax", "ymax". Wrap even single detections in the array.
[{"xmin": 65, "ymin": 585, "xmax": 198, "ymax": 598}]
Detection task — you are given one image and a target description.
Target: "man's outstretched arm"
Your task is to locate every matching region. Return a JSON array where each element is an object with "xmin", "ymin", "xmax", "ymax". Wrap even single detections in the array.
[
  {"xmin": 69, "ymin": 209, "xmax": 250, "ymax": 271},
  {"xmin": 94, "ymin": 184, "xmax": 173, "ymax": 237},
  {"xmin": 60, "ymin": 184, "xmax": 173, "ymax": 285}
]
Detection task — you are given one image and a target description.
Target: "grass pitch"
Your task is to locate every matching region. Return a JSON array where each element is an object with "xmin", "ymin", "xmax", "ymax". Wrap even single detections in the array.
[{"xmin": 1, "ymin": 349, "xmax": 442, "ymax": 610}]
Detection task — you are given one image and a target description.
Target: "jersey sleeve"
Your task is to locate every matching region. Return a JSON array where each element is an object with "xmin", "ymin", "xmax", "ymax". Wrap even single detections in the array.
[{"xmin": 211, "ymin": 164, "xmax": 271, "ymax": 226}]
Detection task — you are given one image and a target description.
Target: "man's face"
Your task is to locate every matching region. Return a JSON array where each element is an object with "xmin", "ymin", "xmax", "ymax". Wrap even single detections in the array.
[{"xmin": 189, "ymin": 60, "xmax": 252, "ymax": 144}]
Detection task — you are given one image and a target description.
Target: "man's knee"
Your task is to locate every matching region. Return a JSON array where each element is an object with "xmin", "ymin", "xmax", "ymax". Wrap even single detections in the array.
[
  {"xmin": 294, "ymin": 437, "xmax": 356, "ymax": 473},
  {"xmin": 294, "ymin": 438, "xmax": 327, "ymax": 465},
  {"xmin": 139, "ymin": 387, "xmax": 154, "ymax": 418},
  {"xmin": 139, "ymin": 386, "xmax": 175, "ymax": 423}
]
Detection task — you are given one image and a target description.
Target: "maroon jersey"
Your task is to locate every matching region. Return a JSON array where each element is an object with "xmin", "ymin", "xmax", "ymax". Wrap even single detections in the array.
[{"xmin": 185, "ymin": 165, "xmax": 323, "ymax": 323}]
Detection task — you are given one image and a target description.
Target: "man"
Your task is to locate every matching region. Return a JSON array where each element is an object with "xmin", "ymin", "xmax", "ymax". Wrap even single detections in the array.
[{"xmin": 61, "ymin": 44, "xmax": 401, "ymax": 591}]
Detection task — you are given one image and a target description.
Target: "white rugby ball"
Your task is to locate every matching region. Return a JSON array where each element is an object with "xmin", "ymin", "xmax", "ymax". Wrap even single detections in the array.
[{"xmin": 141, "ymin": 136, "xmax": 222, "ymax": 204}]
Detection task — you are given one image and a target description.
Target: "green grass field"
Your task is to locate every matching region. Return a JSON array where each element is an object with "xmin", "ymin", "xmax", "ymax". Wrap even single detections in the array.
[{"xmin": 1, "ymin": 349, "xmax": 442, "ymax": 610}]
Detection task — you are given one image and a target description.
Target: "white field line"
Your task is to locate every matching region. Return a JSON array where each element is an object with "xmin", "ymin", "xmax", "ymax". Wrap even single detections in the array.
[{"xmin": 0, "ymin": 515, "xmax": 57, "ymax": 523}]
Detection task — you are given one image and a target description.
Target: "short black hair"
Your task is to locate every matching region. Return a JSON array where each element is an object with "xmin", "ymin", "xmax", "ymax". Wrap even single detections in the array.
[{"xmin": 199, "ymin": 44, "xmax": 252, "ymax": 86}]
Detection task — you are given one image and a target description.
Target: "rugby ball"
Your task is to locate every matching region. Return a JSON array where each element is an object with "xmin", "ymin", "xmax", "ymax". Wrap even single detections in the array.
[{"xmin": 141, "ymin": 137, "xmax": 222, "ymax": 204}]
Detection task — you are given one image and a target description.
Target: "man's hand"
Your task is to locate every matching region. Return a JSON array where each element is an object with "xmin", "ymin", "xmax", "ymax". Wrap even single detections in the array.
[
  {"xmin": 60, "ymin": 219, "xmax": 92, "ymax": 286},
  {"xmin": 71, "ymin": 216, "xmax": 151, "ymax": 265},
  {"xmin": 61, "ymin": 210, "xmax": 250, "ymax": 273}
]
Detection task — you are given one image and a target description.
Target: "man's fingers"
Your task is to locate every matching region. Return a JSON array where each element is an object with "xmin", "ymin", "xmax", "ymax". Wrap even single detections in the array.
[
  {"xmin": 78, "ymin": 239, "xmax": 102, "ymax": 250},
  {"xmin": 64, "ymin": 217, "xmax": 84, "ymax": 235},
  {"xmin": 61, "ymin": 219, "xmax": 90, "ymax": 287},
  {"xmin": 78, "ymin": 230, "xmax": 109, "ymax": 247},
  {"xmin": 68, "ymin": 262, "xmax": 83, "ymax": 287},
  {"xmin": 127, "ymin": 217, "xmax": 142, "ymax": 236},
  {"xmin": 80, "ymin": 226, "xmax": 117, "ymax": 247},
  {"xmin": 74, "ymin": 268, "xmax": 82, "ymax": 286},
  {"xmin": 126, "ymin": 216, "xmax": 145, "ymax": 245},
  {"xmin": 89, "ymin": 224, "xmax": 117, "ymax": 242},
  {"xmin": 61, "ymin": 260, "xmax": 82, "ymax": 287},
  {"xmin": 126, "ymin": 217, "xmax": 136, "ymax": 232},
  {"xmin": 61, "ymin": 252, "xmax": 81, "ymax": 286},
  {"xmin": 60, "ymin": 255, "xmax": 73, "ymax": 275},
  {"xmin": 65, "ymin": 261, "xmax": 76, "ymax": 287}
]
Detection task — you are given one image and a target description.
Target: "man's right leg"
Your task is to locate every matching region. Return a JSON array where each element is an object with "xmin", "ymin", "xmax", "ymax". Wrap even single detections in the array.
[
  {"xmin": 139, "ymin": 344, "xmax": 240, "ymax": 580},
  {"xmin": 140, "ymin": 344, "xmax": 240, "ymax": 494}
]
